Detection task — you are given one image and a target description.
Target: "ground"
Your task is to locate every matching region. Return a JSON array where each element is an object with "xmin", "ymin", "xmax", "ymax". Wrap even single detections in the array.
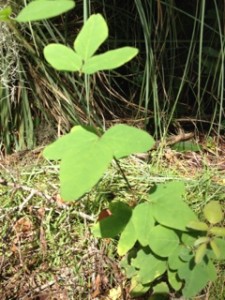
[{"xmin": 0, "ymin": 136, "xmax": 225, "ymax": 300}]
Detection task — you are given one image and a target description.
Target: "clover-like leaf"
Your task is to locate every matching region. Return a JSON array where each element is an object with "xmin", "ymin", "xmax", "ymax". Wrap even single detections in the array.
[
  {"xmin": 203, "ymin": 201, "xmax": 223, "ymax": 224},
  {"xmin": 82, "ymin": 47, "xmax": 139, "ymax": 74},
  {"xmin": 44, "ymin": 44, "xmax": 82, "ymax": 71},
  {"xmin": 209, "ymin": 226, "xmax": 225, "ymax": 237},
  {"xmin": 16, "ymin": 0, "xmax": 75, "ymax": 22},
  {"xmin": 74, "ymin": 13, "xmax": 108, "ymax": 61}
]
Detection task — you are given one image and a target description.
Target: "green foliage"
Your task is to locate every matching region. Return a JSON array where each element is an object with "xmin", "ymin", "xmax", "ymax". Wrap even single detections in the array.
[
  {"xmin": 0, "ymin": 6, "xmax": 12, "ymax": 21},
  {"xmin": 8, "ymin": 3, "xmax": 225, "ymax": 298},
  {"xmin": 15, "ymin": 0, "xmax": 76, "ymax": 22},
  {"xmin": 44, "ymin": 14, "xmax": 138, "ymax": 74}
]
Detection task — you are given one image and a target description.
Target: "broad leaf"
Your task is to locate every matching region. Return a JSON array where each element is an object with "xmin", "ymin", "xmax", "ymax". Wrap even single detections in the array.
[
  {"xmin": 132, "ymin": 248, "xmax": 167, "ymax": 284},
  {"xmin": 168, "ymin": 245, "xmax": 187, "ymax": 270},
  {"xmin": 44, "ymin": 44, "xmax": 82, "ymax": 71},
  {"xmin": 60, "ymin": 140, "xmax": 112, "ymax": 200},
  {"xmin": 43, "ymin": 126, "xmax": 98, "ymax": 160},
  {"xmin": 132, "ymin": 202, "xmax": 155, "ymax": 246},
  {"xmin": 101, "ymin": 124, "xmax": 155, "ymax": 159},
  {"xmin": 178, "ymin": 258, "xmax": 217, "ymax": 298},
  {"xmin": 92, "ymin": 201, "xmax": 132, "ymax": 238},
  {"xmin": 149, "ymin": 182, "xmax": 198, "ymax": 231},
  {"xmin": 130, "ymin": 278, "xmax": 151, "ymax": 297},
  {"xmin": 74, "ymin": 14, "xmax": 108, "ymax": 61},
  {"xmin": 203, "ymin": 201, "xmax": 223, "ymax": 224},
  {"xmin": 82, "ymin": 47, "xmax": 139, "ymax": 74},
  {"xmin": 148, "ymin": 225, "xmax": 179, "ymax": 257},
  {"xmin": 118, "ymin": 217, "xmax": 137, "ymax": 256},
  {"xmin": 16, "ymin": 0, "xmax": 75, "ymax": 22}
]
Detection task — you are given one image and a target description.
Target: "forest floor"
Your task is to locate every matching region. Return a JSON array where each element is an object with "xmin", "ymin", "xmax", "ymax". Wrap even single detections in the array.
[{"xmin": 0, "ymin": 135, "xmax": 225, "ymax": 300}]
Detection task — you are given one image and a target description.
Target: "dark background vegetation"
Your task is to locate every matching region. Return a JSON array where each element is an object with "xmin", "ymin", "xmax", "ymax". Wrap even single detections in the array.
[{"xmin": 1, "ymin": 0, "xmax": 224, "ymax": 152}]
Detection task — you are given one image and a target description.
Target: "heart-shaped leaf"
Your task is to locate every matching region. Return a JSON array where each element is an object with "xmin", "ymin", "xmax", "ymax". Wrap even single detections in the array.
[
  {"xmin": 16, "ymin": 0, "xmax": 75, "ymax": 22},
  {"xmin": 82, "ymin": 47, "xmax": 139, "ymax": 74},
  {"xmin": 44, "ymin": 44, "xmax": 82, "ymax": 71},
  {"xmin": 60, "ymin": 140, "xmax": 112, "ymax": 200},
  {"xmin": 74, "ymin": 14, "xmax": 108, "ymax": 61}
]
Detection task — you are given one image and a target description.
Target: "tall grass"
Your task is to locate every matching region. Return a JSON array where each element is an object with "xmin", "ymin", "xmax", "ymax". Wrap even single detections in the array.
[{"xmin": 1, "ymin": 1, "xmax": 224, "ymax": 152}]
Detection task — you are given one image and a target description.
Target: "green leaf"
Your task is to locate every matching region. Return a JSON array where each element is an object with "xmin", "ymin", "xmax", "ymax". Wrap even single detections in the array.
[
  {"xmin": 209, "ymin": 226, "xmax": 225, "ymax": 237},
  {"xmin": 74, "ymin": 14, "xmax": 108, "ymax": 61},
  {"xmin": 171, "ymin": 141, "xmax": 201, "ymax": 152},
  {"xmin": 210, "ymin": 240, "xmax": 221, "ymax": 259},
  {"xmin": 82, "ymin": 47, "xmax": 139, "ymax": 74},
  {"xmin": 132, "ymin": 248, "xmax": 167, "ymax": 284},
  {"xmin": 148, "ymin": 225, "xmax": 179, "ymax": 257},
  {"xmin": 130, "ymin": 278, "xmax": 151, "ymax": 297},
  {"xmin": 168, "ymin": 245, "xmax": 188, "ymax": 270},
  {"xmin": 92, "ymin": 201, "xmax": 132, "ymax": 238},
  {"xmin": 118, "ymin": 217, "xmax": 137, "ymax": 256},
  {"xmin": 149, "ymin": 182, "xmax": 198, "ymax": 231},
  {"xmin": 194, "ymin": 236, "xmax": 210, "ymax": 247},
  {"xmin": 167, "ymin": 269, "xmax": 182, "ymax": 291},
  {"xmin": 44, "ymin": 44, "xmax": 82, "ymax": 72},
  {"xmin": 16, "ymin": 0, "xmax": 75, "ymax": 22},
  {"xmin": 60, "ymin": 140, "xmax": 112, "ymax": 200},
  {"xmin": 132, "ymin": 202, "xmax": 155, "ymax": 246},
  {"xmin": 186, "ymin": 221, "xmax": 209, "ymax": 231},
  {"xmin": 101, "ymin": 124, "xmax": 155, "ymax": 159},
  {"xmin": 207, "ymin": 238, "xmax": 225, "ymax": 260},
  {"xmin": 203, "ymin": 201, "xmax": 223, "ymax": 224},
  {"xmin": 195, "ymin": 243, "xmax": 207, "ymax": 264},
  {"xmin": 43, "ymin": 126, "xmax": 98, "ymax": 160},
  {"xmin": 178, "ymin": 258, "xmax": 217, "ymax": 298},
  {"xmin": 0, "ymin": 6, "xmax": 12, "ymax": 21}
]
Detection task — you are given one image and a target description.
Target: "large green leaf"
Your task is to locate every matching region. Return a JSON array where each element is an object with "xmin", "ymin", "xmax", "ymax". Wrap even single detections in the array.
[
  {"xmin": 149, "ymin": 182, "xmax": 198, "ymax": 231},
  {"xmin": 178, "ymin": 258, "xmax": 217, "ymax": 298},
  {"xmin": 132, "ymin": 202, "xmax": 155, "ymax": 246},
  {"xmin": 118, "ymin": 217, "xmax": 137, "ymax": 256},
  {"xmin": 148, "ymin": 225, "xmax": 179, "ymax": 257},
  {"xmin": 132, "ymin": 248, "xmax": 167, "ymax": 284},
  {"xmin": 60, "ymin": 140, "xmax": 112, "ymax": 200},
  {"xmin": 92, "ymin": 201, "xmax": 132, "ymax": 238},
  {"xmin": 82, "ymin": 47, "xmax": 139, "ymax": 74},
  {"xmin": 44, "ymin": 44, "xmax": 82, "ymax": 71},
  {"xmin": 16, "ymin": 0, "xmax": 75, "ymax": 22},
  {"xmin": 43, "ymin": 126, "xmax": 98, "ymax": 160},
  {"xmin": 74, "ymin": 14, "xmax": 108, "ymax": 61},
  {"xmin": 101, "ymin": 124, "xmax": 155, "ymax": 159}
]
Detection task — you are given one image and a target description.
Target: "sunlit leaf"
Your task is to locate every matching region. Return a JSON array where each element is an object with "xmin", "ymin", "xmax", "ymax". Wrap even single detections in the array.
[
  {"xmin": 74, "ymin": 14, "xmax": 108, "ymax": 60},
  {"xmin": 82, "ymin": 47, "xmax": 139, "ymax": 74},
  {"xmin": 0, "ymin": 6, "xmax": 12, "ymax": 21},
  {"xmin": 118, "ymin": 217, "xmax": 137, "ymax": 256},
  {"xmin": 149, "ymin": 182, "xmax": 198, "ymax": 231},
  {"xmin": 44, "ymin": 44, "xmax": 82, "ymax": 71},
  {"xmin": 210, "ymin": 240, "xmax": 221, "ymax": 259},
  {"xmin": 16, "ymin": 0, "xmax": 75, "ymax": 22},
  {"xmin": 195, "ymin": 243, "xmax": 207, "ymax": 264},
  {"xmin": 203, "ymin": 201, "xmax": 223, "ymax": 224},
  {"xmin": 132, "ymin": 202, "xmax": 155, "ymax": 246},
  {"xmin": 101, "ymin": 124, "xmax": 155, "ymax": 159},
  {"xmin": 186, "ymin": 221, "xmax": 208, "ymax": 231},
  {"xmin": 178, "ymin": 258, "xmax": 216, "ymax": 298},
  {"xmin": 209, "ymin": 226, "xmax": 225, "ymax": 237},
  {"xmin": 148, "ymin": 225, "xmax": 179, "ymax": 257},
  {"xmin": 194, "ymin": 236, "xmax": 210, "ymax": 247}
]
